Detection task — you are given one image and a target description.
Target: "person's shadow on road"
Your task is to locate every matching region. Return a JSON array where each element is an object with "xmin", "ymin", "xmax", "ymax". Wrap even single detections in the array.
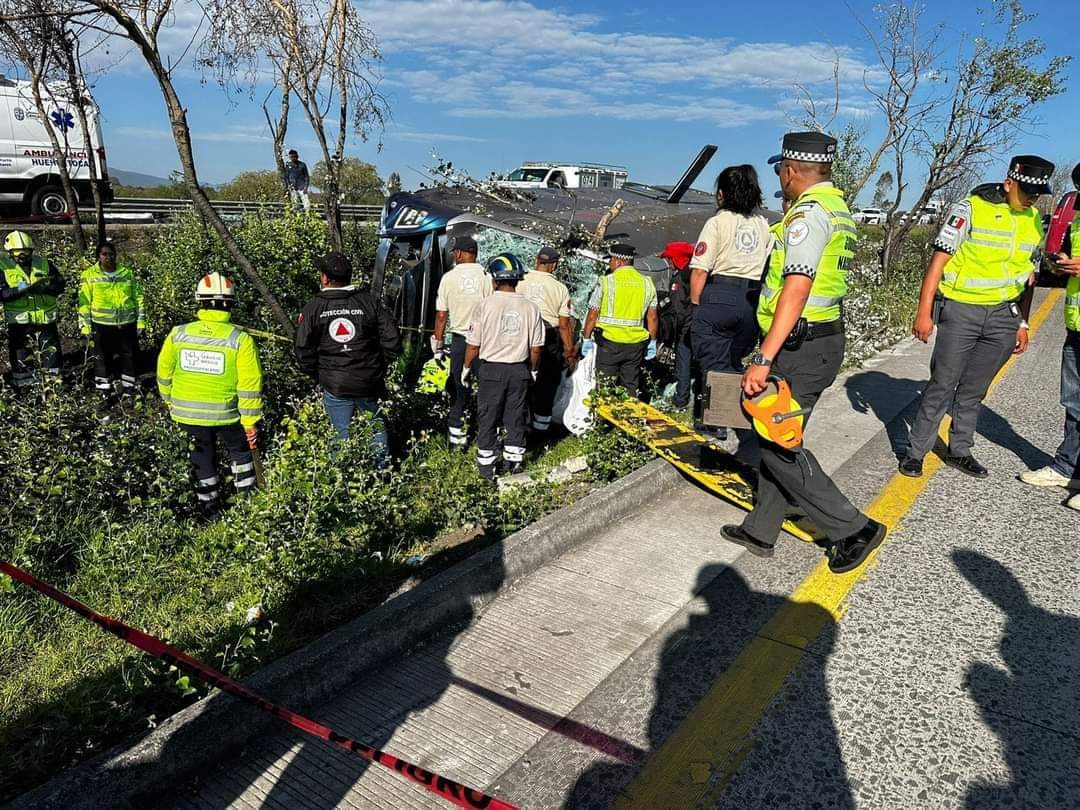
[
  {"xmin": 845, "ymin": 369, "xmax": 1054, "ymax": 468},
  {"xmin": 953, "ymin": 550, "xmax": 1080, "ymax": 809},
  {"xmin": 565, "ymin": 563, "xmax": 853, "ymax": 808}
]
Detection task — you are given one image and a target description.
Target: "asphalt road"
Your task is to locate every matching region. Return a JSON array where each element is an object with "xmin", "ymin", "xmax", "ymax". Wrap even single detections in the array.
[{"xmin": 164, "ymin": 289, "xmax": 1079, "ymax": 809}]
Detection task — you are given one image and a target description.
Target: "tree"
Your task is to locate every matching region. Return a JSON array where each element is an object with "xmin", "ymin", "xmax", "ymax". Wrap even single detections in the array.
[
  {"xmin": 312, "ymin": 158, "xmax": 383, "ymax": 204},
  {"xmin": 199, "ymin": 0, "xmax": 389, "ymax": 252},
  {"xmin": 219, "ymin": 169, "xmax": 286, "ymax": 201},
  {"xmin": 872, "ymin": 171, "xmax": 894, "ymax": 209},
  {"xmin": 72, "ymin": 0, "xmax": 296, "ymax": 336},
  {"xmin": 877, "ymin": 0, "xmax": 1070, "ymax": 273},
  {"xmin": 0, "ymin": 0, "xmax": 89, "ymax": 252}
]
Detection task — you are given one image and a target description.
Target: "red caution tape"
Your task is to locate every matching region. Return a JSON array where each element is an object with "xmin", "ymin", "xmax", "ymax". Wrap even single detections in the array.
[{"xmin": 0, "ymin": 562, "xmax": 517, "ymax": 810}]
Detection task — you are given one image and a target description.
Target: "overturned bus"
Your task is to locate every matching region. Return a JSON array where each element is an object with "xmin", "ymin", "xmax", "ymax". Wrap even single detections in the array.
[{"xmin": 372, "ymin": 146, "xmax": 758, "ymax": 345}]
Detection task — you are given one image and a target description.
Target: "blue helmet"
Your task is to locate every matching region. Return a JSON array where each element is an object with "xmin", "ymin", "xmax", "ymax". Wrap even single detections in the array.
[{"xmin": 486, "ymin": 253, "xmax": 526, "ymax": 282}]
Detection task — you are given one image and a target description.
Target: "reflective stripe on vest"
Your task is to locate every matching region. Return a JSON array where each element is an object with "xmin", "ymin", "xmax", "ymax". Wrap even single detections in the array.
[
  {"xmin": 596, "ymin": 267, "xmax": 650, "ymax": 343},
  {"xmin": 938, "ymin": 194, "xmax": 1041, "ymax": 305},
  {"xmin": 78, "ymin": 263, "xmax": 142, "ymax": 327},
  {"xmin": 2, "ymin": 255, "xmax": 58, "ymax": 324},
  {"xmin": 1066, "ymin": 218, "xmax": 1080, "ymax": 332},
  {"xmin": 166, "ymin": 320, "xmax": 246, "ymax": 426},
  {"xmin": 757, "ymin": 185, "xmax": 855, "ymax": 333}
]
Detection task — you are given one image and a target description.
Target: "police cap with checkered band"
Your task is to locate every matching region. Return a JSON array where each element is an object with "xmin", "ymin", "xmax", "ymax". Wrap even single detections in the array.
[
  {"xmin": 778, "ymin": 131, "xmax": 838, "ymax": 164},
  {"xmin": 1007, "ymin": 155, "xmax": 1054, "ymax": 195}
]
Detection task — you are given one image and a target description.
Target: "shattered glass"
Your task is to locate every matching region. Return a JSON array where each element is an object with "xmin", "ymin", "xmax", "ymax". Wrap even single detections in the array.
[{"xmin": 473, "ymin": 227, "xmax": 606, "ymax": 321}]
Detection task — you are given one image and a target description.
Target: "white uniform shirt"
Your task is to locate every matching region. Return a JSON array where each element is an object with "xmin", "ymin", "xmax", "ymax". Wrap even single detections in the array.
[
  {"xmin": 689, "ymin": 209, "xmax": 772, "ymax": 280},
  {"xmin": 435, "ymin": 262, "xmax": 492, "ymax": 335}
]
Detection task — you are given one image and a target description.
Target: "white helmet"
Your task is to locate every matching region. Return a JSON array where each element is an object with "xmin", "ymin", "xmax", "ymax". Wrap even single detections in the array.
[{"xmin": 194, "ymin": 272, "xmax": 237, "ymax": 303}]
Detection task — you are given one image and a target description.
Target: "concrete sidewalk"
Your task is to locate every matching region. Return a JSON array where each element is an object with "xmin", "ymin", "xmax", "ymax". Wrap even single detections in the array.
[{"xmin": 161, "ymin": 331, "xmax": 947, "ymax": 808}]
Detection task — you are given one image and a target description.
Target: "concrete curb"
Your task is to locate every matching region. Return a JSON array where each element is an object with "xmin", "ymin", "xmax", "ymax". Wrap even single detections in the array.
[{"xmin": 15, "ymin": 458, "xmax": 680, "ymax": 810}]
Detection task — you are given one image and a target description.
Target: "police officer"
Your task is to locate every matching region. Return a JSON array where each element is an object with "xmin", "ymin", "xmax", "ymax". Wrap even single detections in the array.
[
  {"xmin": 722, "ymin": 131, "xmax": 885, "ymax": 575},
  {"xmin": 295, "ymin": 252, "xmax": 401, "ymax": 466},
  {"xmin": 0, "ymin": 231, "xmax": 65, "ymax": 388},
  {"xmin": 517, "ymin": 245, "xmax": 575, "ymax": 439},
  {"xmin": 432, "ymin": 235, "xmax": 492, "ymax": 450},
  {"xmin": 901, "ymin": 155, "xmax": 1052, "ymax": 479},
  {"xmin": 1020, "ymin": 161, "xmax": 1080, "ymax": 509},
  {"xmin": 157, "ymin": 272, "xmax": 263, "ymax": 513},
  {"xmin": 581, "ymin": 243, "xmax": 658, "ymax": 397},
  {"xmin": 462, "ymin": 254, "xmax": 545, "ymax": 480},
  {"xmin": 78, "ymin": 241, "xmax": 144, "ymax": 400}
]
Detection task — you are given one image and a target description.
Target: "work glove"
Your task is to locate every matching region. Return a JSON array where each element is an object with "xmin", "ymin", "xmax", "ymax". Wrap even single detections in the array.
[
  {"xmin": 245, "ymin": 425, "xmax": 259, "ymax": 450},
  {"xmin": 430, "ymin": 335, "xmax": 446, "ymax": 361},
  {"xmin": 461, "ymin": 366, "xmax": 471, "ymax": 386},
  {"xmin": 581, "ymin": 338, "xmax": 595, "ymax": 357},
  {"xmin": 645, "ymin": 339, "xmax": 658, "ymax": 361},
  {"xmin": 530, "ymin": 369, "xmax": 539, "ymax": 383}
]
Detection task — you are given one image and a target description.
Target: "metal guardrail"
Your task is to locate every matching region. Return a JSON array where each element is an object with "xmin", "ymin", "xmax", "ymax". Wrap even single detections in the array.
[{"xmin": 103, "ymin": 197, "xmax": 384, "ymax": 224}]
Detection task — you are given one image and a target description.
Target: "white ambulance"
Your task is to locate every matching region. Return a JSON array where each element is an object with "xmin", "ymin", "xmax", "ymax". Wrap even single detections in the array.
[
  {"xmin": 0, "ymin": 74, "xmax": 112, "ymax": 217},
  {"xmin": 496, "ymin": 162, "xmax": 629, "ymax": 190}
]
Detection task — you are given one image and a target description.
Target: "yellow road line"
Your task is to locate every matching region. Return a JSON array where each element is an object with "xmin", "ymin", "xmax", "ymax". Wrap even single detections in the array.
[{"xmin": 618, "ymin": 289, "xmax": 1062, "ymax": 808}]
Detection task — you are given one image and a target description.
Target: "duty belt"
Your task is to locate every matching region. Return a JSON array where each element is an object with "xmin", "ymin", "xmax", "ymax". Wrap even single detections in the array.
[
  {"xmin": 707, "ymin": 274, "xmax": 761, "ymax": 288},
  {"xmin": 804, "ymin": 320, "xmax": 844, "ymax": 340}
]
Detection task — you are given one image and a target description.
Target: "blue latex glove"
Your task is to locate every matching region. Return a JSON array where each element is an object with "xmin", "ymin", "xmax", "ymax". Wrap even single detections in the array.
[
  {"xmin": 581, "ymin": 338, "xmax": 595, "ymax": 357},
  {"xmin": 645, "ymin": 339, "xmax": 658, "ymax": 360}
]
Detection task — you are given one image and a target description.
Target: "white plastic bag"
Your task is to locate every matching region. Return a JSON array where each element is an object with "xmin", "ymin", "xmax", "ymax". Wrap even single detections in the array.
[{"xmin": 553, "ymin": 351, "xmax": 595, "ymax": 436}]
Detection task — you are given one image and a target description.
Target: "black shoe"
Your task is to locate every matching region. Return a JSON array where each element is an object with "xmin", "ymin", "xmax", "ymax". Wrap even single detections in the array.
[
  {"xmin": 720, "ymin": 525, "xmax": 775, "ymax": 558},
  {"xmin": 828, "ymin": 518, "xmax": 887, "ymax": 574},
  {"xmin": 945, "ymin": 453, "xmax": 988, "ymax": 479},
  {"xmin": 499, "ymin": 461, "xmax": 524, "ymax": 477},
  {"xmin": 898, "ymin": 456, "xmax": 923, "ymax": 477}
]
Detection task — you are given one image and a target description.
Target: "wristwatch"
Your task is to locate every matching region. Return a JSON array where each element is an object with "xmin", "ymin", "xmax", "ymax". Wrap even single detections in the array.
[
  {"xmin": 1019, "ymin": 320, "xmax": 1030, "ymax": 330},
  {"xmin": 750, "ymin": 351, "xmax": 773, "ymax": 367}
]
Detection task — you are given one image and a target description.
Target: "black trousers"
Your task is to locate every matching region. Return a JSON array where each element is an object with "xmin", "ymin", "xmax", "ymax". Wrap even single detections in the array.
[
  {"xmin": 7, "ymin": 322, "xmax": 61, "ymax": 387},
  {"xmin": 530, "ymin": 326, "xmax": 564, "ymax": 432},
  {"xmin": 596, "ymin": 332, "xmax": 648, "ymax": 398},
  {"xmin": 741, "ymin": 331, "xmax": 869, "ymax": 545},
  {"xmin": 445, "ymin": 333, "xmax": 472, "ymax": 447},
  {"xmin": 181, "ymin": 423, "xmax": 257, "ymax": 503},
  {"xmin": 476, "ymin": 361, "xmax": 530, "ymax": 476},
  {"xmin": 92, "ymin": 323, "xmax": 139, "ymax": 392},
  {"xmin": 692, "ymin": 276, "xmax": 760, "ymax": 392}
]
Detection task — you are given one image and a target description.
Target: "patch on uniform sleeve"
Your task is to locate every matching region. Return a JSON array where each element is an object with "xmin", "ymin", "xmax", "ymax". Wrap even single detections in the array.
[
  {"xmin": 694, "ymin": 241, "xmax": 708, "ymax": 257},
  {"xmin": 785, "ymin": 211, "xmax": 806, "ymax": 223},
  {"xmin": 947, "ymin": 215, "xmax": 966, "ymax": 229},
  {"xmin": 787, "ymin": 220, "xmax": 811, "ymax": 246}
]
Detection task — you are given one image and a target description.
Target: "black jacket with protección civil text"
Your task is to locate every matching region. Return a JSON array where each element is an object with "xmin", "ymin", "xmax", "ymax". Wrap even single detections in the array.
[{"xmin": 295, "ymin": 286, "xmax": 402, "ymax": 399}]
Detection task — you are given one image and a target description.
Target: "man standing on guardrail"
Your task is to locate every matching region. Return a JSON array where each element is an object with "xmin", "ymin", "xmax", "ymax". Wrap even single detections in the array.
[
  {"xmin": 78, "ymin": 241, "xmax": 144, "ymax": 402},
  {"xmin": 285, "ymin": 149, "xmax": 311, "ymax": 211},
  {"xmin": 0, "ymin": 230, "xmax": 65, "ymax": 389}
]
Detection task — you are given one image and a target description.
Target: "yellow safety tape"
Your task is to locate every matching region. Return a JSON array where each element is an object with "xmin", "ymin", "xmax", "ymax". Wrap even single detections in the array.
[{"xmin": 619, "ymin": 288, "xmax": 1063, "ymax": 807}]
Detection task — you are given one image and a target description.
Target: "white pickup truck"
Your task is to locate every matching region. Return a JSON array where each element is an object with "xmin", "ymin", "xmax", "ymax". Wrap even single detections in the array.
[
  {"xmin": 495, "ymin": 162, "xmax": 629, "ymax": 191},
  {"xmin": 0, "ymin": 74, "xmax": 113, "ymax": 217}
]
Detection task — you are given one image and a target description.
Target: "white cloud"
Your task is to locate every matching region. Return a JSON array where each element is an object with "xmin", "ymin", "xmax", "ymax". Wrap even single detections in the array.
[
  {"xmin": 394, "ymin": 129, "xmax": 488, "ymax": 144},
  {"xmin": 357, "ymin": 0, "xmax": 877, "ymax": 129}
]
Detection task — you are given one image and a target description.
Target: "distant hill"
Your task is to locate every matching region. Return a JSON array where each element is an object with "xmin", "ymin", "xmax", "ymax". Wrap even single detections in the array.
[{"xmin": 110, "ymin": 168, "xmax": 172, "ymax": 188}]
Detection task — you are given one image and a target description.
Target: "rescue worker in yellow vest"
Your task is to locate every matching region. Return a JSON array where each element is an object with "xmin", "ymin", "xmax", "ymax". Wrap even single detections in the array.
[
  {"xmin": 78, "ymin": 241, "xmax": 144, "ymax": 400},
  {"xmin": 901, "ymin": 155, "xmax": 1052, "ymax": 479},
  {"xmin": 157, "ymin": 272, "xmax": 263, "ymax": 513},
  {"xmin": 723, "ymin": 132, "xmax": 886, "ymax": 575},
  {"xmin": 0, "ymin": 230, "xmax": 65, "ymax": 388},
  {"xmin": 581, "ymin": 243, "xmax": 658, "ymax": 398},
  {"xmin": 1020, "ymin": 161, "xmax": 1080, "ymax": 509}
]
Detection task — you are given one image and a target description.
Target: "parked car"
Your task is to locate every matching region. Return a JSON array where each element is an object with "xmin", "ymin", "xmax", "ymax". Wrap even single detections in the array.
[
  {"xmin": 0, "ymin": 74, "xmax": 113, "ymax": 217},
  {"xmin": 852, "ymin": 207, "xmax": 888, "ymax": 225}
]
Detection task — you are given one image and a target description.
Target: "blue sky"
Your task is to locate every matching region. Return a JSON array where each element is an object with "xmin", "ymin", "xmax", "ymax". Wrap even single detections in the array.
[{"xmin": 82, "ymin": 0, "xmax": 1077, "ymax": 205}]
